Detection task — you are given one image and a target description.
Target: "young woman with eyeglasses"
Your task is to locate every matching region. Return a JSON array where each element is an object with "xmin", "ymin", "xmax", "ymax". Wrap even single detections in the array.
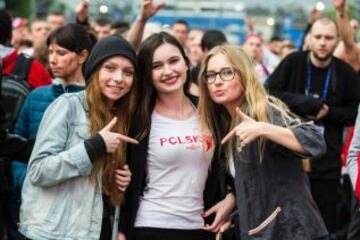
[{"xmin": 198, "ymin": 45, "xmax": 329, "ymax": 240}]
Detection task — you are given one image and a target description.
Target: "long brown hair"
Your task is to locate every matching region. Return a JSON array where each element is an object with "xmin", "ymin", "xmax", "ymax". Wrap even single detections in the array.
[
  {"xmin": 86, "ymin": 65, "xmax": 138, "ymax": 205},
  {"xmin": 198, "ymin": 45, "xmax": 301, "ymax": 161},
  {"xmin": 136, "ymin": 32, "xmax": 191, "ymax": 139}
]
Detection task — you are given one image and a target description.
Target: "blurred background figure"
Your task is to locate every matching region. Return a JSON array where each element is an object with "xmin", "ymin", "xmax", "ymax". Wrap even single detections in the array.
[
  {"xmin": 201, "ymin": 29, "xmax": 227, "ymax": 54},
  {"xmin": 46, "ymin": 11, "xmax": 66, "ymax": 31},
  {"xmin": 279, "ymin": 39, "xmax": 297, "ymax": 59},
  {"xmin": 186, "ymin": 28, "xmax": 204, "ymax": 67},
  {"xmin": 93, "ymin": 18, "xmax": 112, "ymax": 40},
  {"xmin": 171, "ymin": 20, "xmax": 189, "ymax": 47},
  {"xmin": 27, "ymin": 19, "xmax": 51, "ymax": 56},
  {"xmin": 110, "ymin": 21, "xmax": 130, "ymax": 35},
  {"xmin": 187, "ymin": 29, "xmax": 228, "ymax": 90},
  {"xmin": 333, "ymin": 0, "xmax": 360, "ymax": 72},
  {"xmin": 267, "ymin": 36, "xmax": 284, "ymax": 57},
  {"xmin": 0, "ymin": 10, "xmax": 51, "ymax": 240},
  {"xmin": 242, "ymin": 33, "xmax": 276, "ymax": 83},
  {"xmin": 11, "ymin": 17, "xmax": 31, "ymax": 52}
]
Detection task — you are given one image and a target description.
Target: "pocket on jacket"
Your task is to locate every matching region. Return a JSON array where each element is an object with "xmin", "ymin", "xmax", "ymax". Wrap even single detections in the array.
[
  {"xmin": 248, "ymin": 206, "xmax": 282, "ymax": 236},
  {"xmin": 74, "ymin": 127, "xmax": 89, "ymax": 139},
  {"xmin": 66, "ymin": 124, "xmax": 90, "ymax": 149}
]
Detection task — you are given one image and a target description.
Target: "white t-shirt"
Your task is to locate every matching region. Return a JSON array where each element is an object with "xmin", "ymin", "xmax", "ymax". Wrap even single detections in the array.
[
  {"xmin": 134, "ymin": 111, "xmax": 214, "ymax": 229},
  {"xmin": 228, "ymin": 153, "xmax": 236, "ymax": 178}
]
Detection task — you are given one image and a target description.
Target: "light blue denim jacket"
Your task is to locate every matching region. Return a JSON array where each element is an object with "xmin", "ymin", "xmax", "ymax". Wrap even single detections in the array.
[
  {"xmin": 19, "ymin": 91, "xmax": 103, "ymax": 240},
  {"xmin": 348, "ymin": 104, "xmax": 360, "ymax": 189}
]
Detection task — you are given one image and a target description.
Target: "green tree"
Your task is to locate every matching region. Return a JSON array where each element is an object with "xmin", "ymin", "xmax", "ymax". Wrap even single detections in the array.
[
  {"xmin": 5, "ymin": 0, "xmax": 35, "ymax": 18},
  {"xmin": 322, "ymin": 4, "xmax": 358, "ymax": 20}
]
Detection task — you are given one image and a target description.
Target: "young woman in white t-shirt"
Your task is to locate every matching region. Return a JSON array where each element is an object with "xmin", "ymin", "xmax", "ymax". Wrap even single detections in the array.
[{"xmin": 118, "ymin": 32, "xmax": 235, "ymax": 240}]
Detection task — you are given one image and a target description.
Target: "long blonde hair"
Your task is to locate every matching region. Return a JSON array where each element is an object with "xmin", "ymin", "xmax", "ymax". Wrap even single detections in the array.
[
  {"xmin": 198, "ymin": 45, "xmax": 301, "ymax": 161},
  {"xmin": 86, "ymin": 68, "xmax": 137, "ymax": 205}
]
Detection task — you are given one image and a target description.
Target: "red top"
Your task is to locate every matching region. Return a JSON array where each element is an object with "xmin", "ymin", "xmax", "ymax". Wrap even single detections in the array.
[
  {"xmin": 356, "ymin": 152, "xmax": 360, "ymax": 200},
  {"xmin": 342, "ymin": 127, "xmax": 355, "ymax": 167},
  {"xmin": 2, "ymin": 50, "xmax": 51, "ymax": 89}
]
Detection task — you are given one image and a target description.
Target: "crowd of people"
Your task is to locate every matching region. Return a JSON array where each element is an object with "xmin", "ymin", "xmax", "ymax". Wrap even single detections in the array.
[{"xmin": 1, "ymin": 0, "xmax": 360, "ymax": 239}]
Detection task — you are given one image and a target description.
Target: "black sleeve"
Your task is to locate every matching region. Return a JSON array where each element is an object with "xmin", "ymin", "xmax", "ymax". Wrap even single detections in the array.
[
  {"xmin": 0, "ymin": 134, "xmax": 35, "ymax": 162},
  {"xmin": 322, "ymin": 64, "xmax": 360, "ymax": 126},
  {"xmin": 265, "ymin": 55, "xmax": 291, "ymax": 93},
  {"xmin": 266, "ymin": 53, "xmax": 323, "ymax": 118},
  {"xmin": 84, "ymin": 133, "xmax": 107, "ymax": 162}
]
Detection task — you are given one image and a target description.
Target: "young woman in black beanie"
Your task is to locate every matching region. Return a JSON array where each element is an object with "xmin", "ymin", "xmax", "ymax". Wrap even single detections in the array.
[{"xmin": 19, "ymin": 35, "xmax": 138, "ymax": 240}]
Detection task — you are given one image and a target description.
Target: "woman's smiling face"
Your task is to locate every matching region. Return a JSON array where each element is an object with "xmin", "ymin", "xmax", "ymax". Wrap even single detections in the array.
[
  {"xmin": 151, "ymin": 42, "xmax": 188, "ymax": 95},
  {"xmin": 98, "ymin": 55, "xmax": 135, "ymax": 107}
]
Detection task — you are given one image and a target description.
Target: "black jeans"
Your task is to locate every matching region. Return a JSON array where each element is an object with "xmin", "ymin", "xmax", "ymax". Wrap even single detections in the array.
[
  {"xmin": 99, "ymin": 215, "xmax": 111, "ymax": 240},
  {"xmin": 310, "ymin": 178, "xmax": 340, "ymax": 233},
  {"xmin": 132, "ymin": 227, "xmax": 214, "ymax": 240},
  {"xmin": 315, "ymin": 236, "xmax": 330, "ymax": 240},
  {"xmin": 346, "ymin": 193, "xmax": 360, "ymax": 240}
]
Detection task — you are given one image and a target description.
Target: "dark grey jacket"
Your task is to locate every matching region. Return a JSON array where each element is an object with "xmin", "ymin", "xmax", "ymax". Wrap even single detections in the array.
[{"xmin": 233, "ymin": 107, "xmax": 328, "ymax": 240}]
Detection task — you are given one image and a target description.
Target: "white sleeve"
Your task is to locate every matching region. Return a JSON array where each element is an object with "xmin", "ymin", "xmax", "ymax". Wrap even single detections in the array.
[{"xmin": 347, "ymin": 105, "xmax": 360, "ymax": 190}]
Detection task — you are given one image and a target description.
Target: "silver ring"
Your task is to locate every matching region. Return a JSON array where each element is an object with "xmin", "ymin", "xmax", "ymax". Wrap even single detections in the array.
[
  {"xmin": 236, "ymin": 139, "xmax": 246, "ymax": 152},
  {"xmin": 236, "ymin": 139, "xmax": 243, "ymax": 152}
]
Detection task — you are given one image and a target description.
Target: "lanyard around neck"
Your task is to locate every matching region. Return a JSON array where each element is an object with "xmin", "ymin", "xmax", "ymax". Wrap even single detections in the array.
[{"xmin": 306, "ymin": 60, "xmax": 332, "ymax": 101}]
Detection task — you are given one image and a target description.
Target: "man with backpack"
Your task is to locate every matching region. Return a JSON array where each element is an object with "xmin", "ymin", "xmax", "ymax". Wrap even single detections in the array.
[
  {"xmin": 1, "ymin": 13, "xmax": 51, "ymax": 88},
  {"xmin": 1, "ymin": 11, "xmax": 52, "ymax": 130},
  {"xmin": 0, "ymin": 10, "xmax": 51, "ymax": 240}
]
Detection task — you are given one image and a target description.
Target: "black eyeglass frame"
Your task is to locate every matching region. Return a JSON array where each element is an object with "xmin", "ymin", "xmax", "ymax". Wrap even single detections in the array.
[{"xmin": 203, "ymin": 67, "xmax": 236, "ymax": 84}]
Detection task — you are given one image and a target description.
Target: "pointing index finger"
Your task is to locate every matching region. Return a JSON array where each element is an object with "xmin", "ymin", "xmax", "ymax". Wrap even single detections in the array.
[{"xmin": 221, "ymin": 127, "xmax": 237, "ymax": 144}]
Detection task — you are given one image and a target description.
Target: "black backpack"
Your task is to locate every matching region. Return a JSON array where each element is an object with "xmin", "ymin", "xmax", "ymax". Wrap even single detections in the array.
[
  {"xmin": 0, "ymin": 53, "xmax": 33, "ymax": 195},
  {"xmin": 0, "ymin": 53, "xmax": 33, "ymax": 133}
]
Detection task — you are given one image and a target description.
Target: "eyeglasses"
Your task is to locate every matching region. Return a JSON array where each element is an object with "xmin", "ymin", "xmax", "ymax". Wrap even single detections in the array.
[{"xmin": 203, "ymin": 67, "xmax": 235, "ymax": 84}]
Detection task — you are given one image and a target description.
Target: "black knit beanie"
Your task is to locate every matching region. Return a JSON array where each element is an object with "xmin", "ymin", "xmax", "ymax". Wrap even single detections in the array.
[{"xmin": 84, "ymin": 34, "xmax": 138, "ymax": 83}]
